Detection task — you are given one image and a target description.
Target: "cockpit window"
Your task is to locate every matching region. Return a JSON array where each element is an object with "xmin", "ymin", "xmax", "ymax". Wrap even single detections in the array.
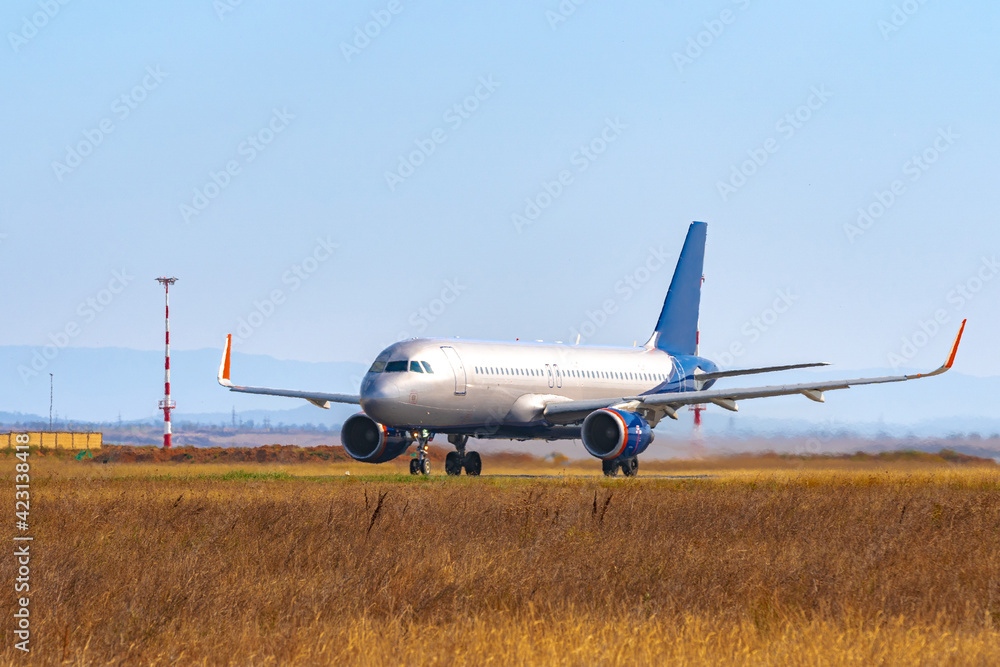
[
  {"xmin": 384, "ymin": 360, "xmax": 408, "ymax": 372},
  {"xmin": 421, "ymin": 361, "xmax": 433, "ymax": 373},
  {"xmin": 409, "ymin": 361, "xmax": 423, "ymax": 373},
  {"xmin": 367, "ymin": 349, "xmax": 392, "ymax": 374}
]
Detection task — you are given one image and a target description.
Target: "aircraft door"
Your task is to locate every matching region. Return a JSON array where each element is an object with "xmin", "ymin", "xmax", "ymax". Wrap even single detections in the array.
[
  {"xmin": 545, "ymin": 364, "xmax": 554, "ymax": 388},
  {"xmin": 440, "ymin": 346, "xmax": 467, "ymax": 395},
  {"xmin": 553, "ymin": 364, "xmax": 563, "ymax": 388}
]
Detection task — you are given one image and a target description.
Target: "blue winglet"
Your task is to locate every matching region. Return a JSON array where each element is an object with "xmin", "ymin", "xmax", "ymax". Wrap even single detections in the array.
[{"xmin": 648, "ymin": 222, "xmax": 707, "ymax": 355}]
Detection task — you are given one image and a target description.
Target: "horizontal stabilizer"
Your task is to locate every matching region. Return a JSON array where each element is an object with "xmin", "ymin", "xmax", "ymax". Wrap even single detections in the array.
[{"xmin": 695, "ymin": 362, "xmax": 830, "ymax": 382}]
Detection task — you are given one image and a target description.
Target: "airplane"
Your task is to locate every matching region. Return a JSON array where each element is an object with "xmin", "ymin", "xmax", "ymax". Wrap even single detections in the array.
[{"xmin": 217, "ymin": 221, "xmax": 966, "ymax": 477}]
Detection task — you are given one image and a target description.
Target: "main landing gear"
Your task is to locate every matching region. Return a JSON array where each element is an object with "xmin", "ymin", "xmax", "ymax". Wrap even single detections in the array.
[
  {"xmin": 445, "ymin": 435, "xmax": 481, "ymax": 476},
  {"xmin": 602, "ymin": 456, "xmax": 639, "ymax": 478},
  {"xmin": 409, "ymin": 431, "xmax": 432, "ymax": 476}
]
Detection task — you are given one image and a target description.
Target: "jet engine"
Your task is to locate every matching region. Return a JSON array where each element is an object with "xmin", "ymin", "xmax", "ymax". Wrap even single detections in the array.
[
  {"xmin": 581, "ymin": 408, "xmax": 654, "ymax": 460},
  {"xmin": 340, "ymin": 413, "xmax": 411, "ymax": 463}
]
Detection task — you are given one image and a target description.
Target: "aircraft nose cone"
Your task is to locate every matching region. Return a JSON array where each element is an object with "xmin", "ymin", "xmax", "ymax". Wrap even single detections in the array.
[{"xmin": 360, "ymin": 377, "xmax": 400, "ymax": 421}]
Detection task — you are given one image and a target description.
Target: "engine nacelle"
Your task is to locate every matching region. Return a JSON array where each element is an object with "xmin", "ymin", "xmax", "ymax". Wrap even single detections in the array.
[
  {"xmin": 340, "ymin": 413, "xmax": 411, "ymax": 463},
  {"xmin": 581, "ymin": 409, "xmax": 654, "ymax": 460}
]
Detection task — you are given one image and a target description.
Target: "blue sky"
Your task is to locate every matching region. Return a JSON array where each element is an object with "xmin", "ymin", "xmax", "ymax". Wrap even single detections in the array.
[{"xmin": 3, "ymin": 0, "xmax": 998, "ymax": 391}]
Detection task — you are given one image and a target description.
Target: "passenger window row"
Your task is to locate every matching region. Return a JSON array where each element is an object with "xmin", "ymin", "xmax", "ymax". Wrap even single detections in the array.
[
  {"xmin": 472, "ymin": 366, "xmax": 667, "ymax": 382},
  {"xmin": 367, "ymin": 357, "xmax": 666, "ymax": 381}
]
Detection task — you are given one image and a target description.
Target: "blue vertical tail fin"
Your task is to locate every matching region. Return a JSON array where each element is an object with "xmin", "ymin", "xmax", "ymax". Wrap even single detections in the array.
[{"xmin": 645, "ymin": 221, "xmax": 707, "ymax": 355}]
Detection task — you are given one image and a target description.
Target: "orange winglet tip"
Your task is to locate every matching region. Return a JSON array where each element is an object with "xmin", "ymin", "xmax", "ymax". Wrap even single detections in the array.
[
  {"xmin": 223, "ymin": 334, "xmax": 232, "ymax": 381},
  {"xmin": 944, "ymin": 319, "xmax": 966, "ymax": 369}
]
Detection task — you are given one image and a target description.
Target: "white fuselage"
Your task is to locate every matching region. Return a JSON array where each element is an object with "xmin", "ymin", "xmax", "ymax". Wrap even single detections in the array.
[{"xmin": 359, "ymin": 337, "xmax": 716, "ymax": 436}]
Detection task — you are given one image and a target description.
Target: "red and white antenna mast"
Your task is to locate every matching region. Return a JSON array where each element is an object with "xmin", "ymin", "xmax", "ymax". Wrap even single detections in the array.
[
  {"xmin": 156, "ymin": 277, "xmax": 178, "ymax": 448},
  {"xmin": 690, "ymin": 273, "xmax": 706, "ymax": 455}
]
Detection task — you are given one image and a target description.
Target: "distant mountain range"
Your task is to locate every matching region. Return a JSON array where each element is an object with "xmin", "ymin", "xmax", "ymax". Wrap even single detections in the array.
[
  {"xmin": 2, "ymin": 345, "xmax": 365, "ymax": 427},
  {"xmin": 1, "ymin": 345, "xmax": 997, "ymax": 437}
]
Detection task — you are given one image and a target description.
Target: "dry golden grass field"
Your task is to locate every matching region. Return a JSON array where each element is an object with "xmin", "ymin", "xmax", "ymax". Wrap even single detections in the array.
[{"xmin": 3, "ymin": 449, "xmax": 1000, "ymax": 665}]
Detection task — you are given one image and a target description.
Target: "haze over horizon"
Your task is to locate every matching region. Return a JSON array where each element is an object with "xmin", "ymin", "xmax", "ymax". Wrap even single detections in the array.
[{"xmin": 2, "ymin": 345, "xmax": 998, "ymax": 438}]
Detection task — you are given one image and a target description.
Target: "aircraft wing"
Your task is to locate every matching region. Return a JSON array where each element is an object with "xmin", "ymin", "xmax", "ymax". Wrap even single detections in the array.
[
  {"xmin": 543, "ymin": 320, "xmax": 966, "ymax": 424},
  {"xmin": 217, "ymin": 334, "xmax": 360, "ymax": 409}
]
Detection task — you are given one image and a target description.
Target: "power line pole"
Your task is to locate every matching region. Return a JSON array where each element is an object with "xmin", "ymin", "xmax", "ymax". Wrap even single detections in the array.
[{"xmin": 49, "ymin": 373, "xmax": 53, "ymax": 430}]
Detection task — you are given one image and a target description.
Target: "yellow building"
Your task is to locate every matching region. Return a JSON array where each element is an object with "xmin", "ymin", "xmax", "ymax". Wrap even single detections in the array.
[{"xmin": 3, "ymin": 432, "xmax": 102, "ymax": 450}]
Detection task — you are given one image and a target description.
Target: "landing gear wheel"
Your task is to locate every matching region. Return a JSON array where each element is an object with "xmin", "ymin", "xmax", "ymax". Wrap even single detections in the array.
[
  {"xmin": 412, "ymin": 432, "xmax": 433, "ymax": 476},
  {"xmin": 445, "ymin": 451, "xmax": 463, "ymax": 476},
  {"xmin": 621, "ymin": 457, "xmax": 639, "ymax": 477},
  {"xmin": 602, "ymin": 459, "xmax": 619, "ymax": 477},
  {"xmin": 463, "ymin": 451, "xmax": 482, "ymax": 476}
]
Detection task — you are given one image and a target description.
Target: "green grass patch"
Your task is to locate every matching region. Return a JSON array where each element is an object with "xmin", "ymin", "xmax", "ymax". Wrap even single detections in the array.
[
  {"xmin": 216, "ymin": 469, "xmax": 294, "ymax": 481},
  {"xmin": 112, "ymin": 469, "xmax": 297, "ymax": 482}
]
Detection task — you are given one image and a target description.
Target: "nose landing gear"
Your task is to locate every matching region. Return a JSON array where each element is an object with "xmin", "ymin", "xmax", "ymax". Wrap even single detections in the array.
[
  {"xmin": 445, "ymin": 434, "xmax": 481, "ymax": 476},
  {"xmin": 409, "ymin": 431, "xmax": 432, "ymax": 476}
]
